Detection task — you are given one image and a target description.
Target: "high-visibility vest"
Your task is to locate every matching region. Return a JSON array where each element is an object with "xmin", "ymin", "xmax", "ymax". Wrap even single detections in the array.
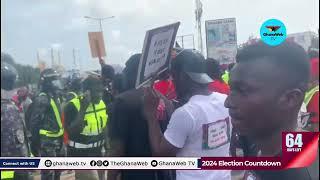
[
  {"xmin": 222, "ymin": 71, "xmax": 230, "ymax": 84},
  {"xmin": 304, "ymin": 85, "xmax": 319, "ymax": 106},
  {"xmin": 1, "ymin": 171, "xmax": 14, "ymax": 179},
  {"xmin": 69, "ymin": 98, "xmax": 108, "ymax": 136},
  {"xmin": 38, "ymin": 93, "xmax": 64, "ymax": 137}
]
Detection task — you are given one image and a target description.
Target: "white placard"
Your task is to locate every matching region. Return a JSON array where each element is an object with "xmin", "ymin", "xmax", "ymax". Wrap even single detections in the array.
[
  {"xmin": 136, "ymin": 22, "xmax": 180, "ymax": 88},
  {"xmin": 144, "ymin": 29, "xmax": 175, "ymax": 78}
]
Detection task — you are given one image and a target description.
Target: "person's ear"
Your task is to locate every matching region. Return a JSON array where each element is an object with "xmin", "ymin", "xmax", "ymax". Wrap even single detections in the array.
[{"xmin": 278, "ymin": 89, "xmax": 304, "ymax": 110}]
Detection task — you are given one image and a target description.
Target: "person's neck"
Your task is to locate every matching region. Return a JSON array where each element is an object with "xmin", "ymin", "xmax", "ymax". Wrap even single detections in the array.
[
  {"xmin": 256, "ymin": 124, "xmax": 296, "ymax": 156},
  {"xmin": 179, "ymin": 88, "xmax": 211, "ymax": 104},
  {"xmin": 191, "ymin": 88, "xmax": 211, "ymax": 97}
]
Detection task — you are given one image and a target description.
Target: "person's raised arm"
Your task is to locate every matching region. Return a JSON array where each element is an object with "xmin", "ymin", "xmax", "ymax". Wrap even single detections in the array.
[{"xmin": 143, "ymin": 87, "xmax": 181, "ymax": 157}]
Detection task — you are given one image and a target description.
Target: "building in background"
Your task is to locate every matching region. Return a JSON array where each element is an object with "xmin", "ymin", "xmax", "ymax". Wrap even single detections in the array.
[{"xmin": 287, "ymin": 31, "xmax": 318, "ymax": 52}]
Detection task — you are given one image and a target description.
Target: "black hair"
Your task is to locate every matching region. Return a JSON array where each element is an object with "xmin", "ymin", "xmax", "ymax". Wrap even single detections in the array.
[
  {"xmin": 122, "ymin": 53, "xmax": 141, "ymax": 90},
  {"xmin": 206, "ymin": 58, "xmax": 223, "ymax": 82},
  {"xmin": 101, "ymin": 64, "xmax": 115, "ymax": 80},
  {"xmin": 82, "ymin": 76, "xmax": 102, "ymax": 91},
  {"xmin": 236, "ymin": 40, "xmax": 310, "ymax": 91}
]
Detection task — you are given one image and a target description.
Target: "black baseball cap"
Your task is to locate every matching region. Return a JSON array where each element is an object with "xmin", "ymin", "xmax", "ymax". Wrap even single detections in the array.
[{"xmin": 172, "ymin": 49, "xmax": 213, "ymax": 84}]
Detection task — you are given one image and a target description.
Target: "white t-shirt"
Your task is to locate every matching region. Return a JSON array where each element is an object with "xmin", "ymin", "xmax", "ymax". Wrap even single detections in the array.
[{"xmin": 164, "ymin": 92, "xmax": 232, "ymax": 180}]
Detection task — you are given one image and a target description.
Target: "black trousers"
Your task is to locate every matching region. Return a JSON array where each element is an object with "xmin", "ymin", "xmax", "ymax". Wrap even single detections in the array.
[
  {"xmin": 67, "ymin": 146, "xmax": 102, "ymax": 157},
  {"xmin": 39, "ymin": 136, "xmax": 63, "ymax": 180}
]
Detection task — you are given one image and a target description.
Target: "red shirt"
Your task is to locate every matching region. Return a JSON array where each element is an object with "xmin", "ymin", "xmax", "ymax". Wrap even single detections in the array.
[
  {"xmin": 12, "ymin": 95, "xmax": 23, "ymax": 112},
  {"xmin": 153, "ymin": 80, "xmax": 177, "ymax": 100},
  {"xmin": 208, "ymin": 80, "xmax": 230, "ymax": 95},
  {"xmin": 307, "ymin": 92, "xmax": 319, "ymax": 124}
]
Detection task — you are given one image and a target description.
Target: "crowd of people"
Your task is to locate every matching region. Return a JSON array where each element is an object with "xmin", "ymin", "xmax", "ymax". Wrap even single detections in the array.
[{"xmin": 1, "ymin": 39, "xmax": 319, "ymax": 180}]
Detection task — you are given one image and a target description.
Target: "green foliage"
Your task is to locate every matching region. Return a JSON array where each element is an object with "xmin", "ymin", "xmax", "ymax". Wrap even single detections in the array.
[{"xmin": 15, "ymin": 64, "xmax": 41, "ymax": 87}]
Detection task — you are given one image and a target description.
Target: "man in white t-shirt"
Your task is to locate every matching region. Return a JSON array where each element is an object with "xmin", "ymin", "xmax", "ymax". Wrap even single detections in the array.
[{"xmin": 144, "ymin": 49, "xmax": 231, "ymax": 180}]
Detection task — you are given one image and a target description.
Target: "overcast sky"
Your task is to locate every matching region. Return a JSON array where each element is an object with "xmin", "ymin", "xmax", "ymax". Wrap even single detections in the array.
[{"xmin": 1, "ymin": 0, "xmax": 319, "ymax": 70}]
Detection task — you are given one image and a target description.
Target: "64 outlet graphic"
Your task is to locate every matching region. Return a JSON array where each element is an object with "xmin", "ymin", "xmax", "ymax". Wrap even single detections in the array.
[
  {"xmin": 285, "ymin": 133, "xmax": 303, "ymax": 152},
  {"xmin": 282, "ymin": 132, "xmax": 319, "ymax": 169}
]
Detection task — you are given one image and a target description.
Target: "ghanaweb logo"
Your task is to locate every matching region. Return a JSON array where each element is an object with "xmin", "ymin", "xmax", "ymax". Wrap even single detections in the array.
[{"xmin": 260, "ymin": 19, "xmax": 287, "ymax": 46}]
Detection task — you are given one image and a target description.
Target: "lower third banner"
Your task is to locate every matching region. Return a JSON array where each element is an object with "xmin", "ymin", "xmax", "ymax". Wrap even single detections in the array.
[{"xmin": 0, "ymin": 157, "xmax": 199, "ymax": 170}]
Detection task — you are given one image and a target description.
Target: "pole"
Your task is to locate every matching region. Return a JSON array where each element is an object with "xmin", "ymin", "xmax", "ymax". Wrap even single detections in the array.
[
  {"xmin": 51, "ymin": 48, "xmax": 54, "ymax": 68},
  {"xmin": 36, "ymin": 50, "xmax": 40, "ymax": 64},
  {"xmin": 181, "ymin": 36, "xmax": 184, "ymax": 48},
  {"xmin": 99, "ymin": 19, "xmax": 103, "ymax": 32},
  {"xmin": 192, "ymin": 35, "xmax": 195, "ymax": 49},
  {"xmin": 199, "ymin": 23, "xmax": 203, "ymax": 54},
  {"xmin": 58, "ymin": 50, "xmax": 61, "ymax": 66},
  {"xmin": 73, "ymin": 48, "xmax": 76, "ymax": 68},
  {"xmin": 195, "ymin": 0, "xmax": 203, "ymax": 54}
]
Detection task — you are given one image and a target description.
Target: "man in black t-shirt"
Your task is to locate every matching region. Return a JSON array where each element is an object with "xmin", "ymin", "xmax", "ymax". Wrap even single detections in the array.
[
  {"xmin": 224, "ymin": 41, "xmax": 318, "ymax": 180},
  {"xmin": 107, "ymin": 54, "xmax": 175, "ymax": 180}
]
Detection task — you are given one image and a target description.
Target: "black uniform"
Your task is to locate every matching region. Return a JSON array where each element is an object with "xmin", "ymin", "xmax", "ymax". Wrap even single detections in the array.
[{"xmin": 29, "ymin": 93, "xmax": 63, "ymax": 180}]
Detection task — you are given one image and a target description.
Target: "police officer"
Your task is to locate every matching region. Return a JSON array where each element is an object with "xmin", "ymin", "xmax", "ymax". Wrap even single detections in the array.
[
  {"xmin": 1, "ymin": 61, "xmax": 30, "ymax": 180},
  {"xmin": 29, "ymin": 68, "xmax": 64, "ymax": 180},
  {"xmin": 64, "ymin": 75, "xmax": 108, "ymax": 180}
]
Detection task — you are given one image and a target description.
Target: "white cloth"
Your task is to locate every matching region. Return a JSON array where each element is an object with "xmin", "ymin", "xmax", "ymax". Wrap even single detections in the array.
[{"xmin": 164, "ymin": 92, "xmax": 231, "ymax": 180}]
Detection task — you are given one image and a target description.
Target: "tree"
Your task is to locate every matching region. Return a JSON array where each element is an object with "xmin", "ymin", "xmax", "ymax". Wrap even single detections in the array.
[{"xmin": 1, "ymin": 52, "xmax": 41, "ymax": 88}]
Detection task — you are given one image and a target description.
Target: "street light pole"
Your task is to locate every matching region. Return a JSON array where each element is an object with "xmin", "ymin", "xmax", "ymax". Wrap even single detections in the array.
[
  {"xmin": 84, "ymin": 16, "xmax": 115, "ymax": 33},
  {"xmin": 99, "ymin": 19, "xmax": 103, "ymax": 32}
]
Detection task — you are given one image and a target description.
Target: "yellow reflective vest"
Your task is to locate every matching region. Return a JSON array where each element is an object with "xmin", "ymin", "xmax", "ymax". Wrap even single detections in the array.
[
  {"xmin": 69, "ymin": 98, "xmax": 108, "ymax": 136},
  {"xmin": 222, "ymin": 71, "xmax": 230, "ymax": 85},
  {"xmin": 38, "ymin": 93, "xmax": 64, "ymax": 137},
  {"xmin": 304, "ymin": 85, "xmax": 319, "ymax": 106},
  {"xmin": 1, "ymin": 171, "xmax": 14, "ymax": 179}
]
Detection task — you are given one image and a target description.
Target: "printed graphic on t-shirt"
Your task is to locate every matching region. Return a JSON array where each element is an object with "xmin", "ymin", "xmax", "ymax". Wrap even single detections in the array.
[{"xmin": 202, "ymin": 117, "xmax": 231, "ymax": 150}]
